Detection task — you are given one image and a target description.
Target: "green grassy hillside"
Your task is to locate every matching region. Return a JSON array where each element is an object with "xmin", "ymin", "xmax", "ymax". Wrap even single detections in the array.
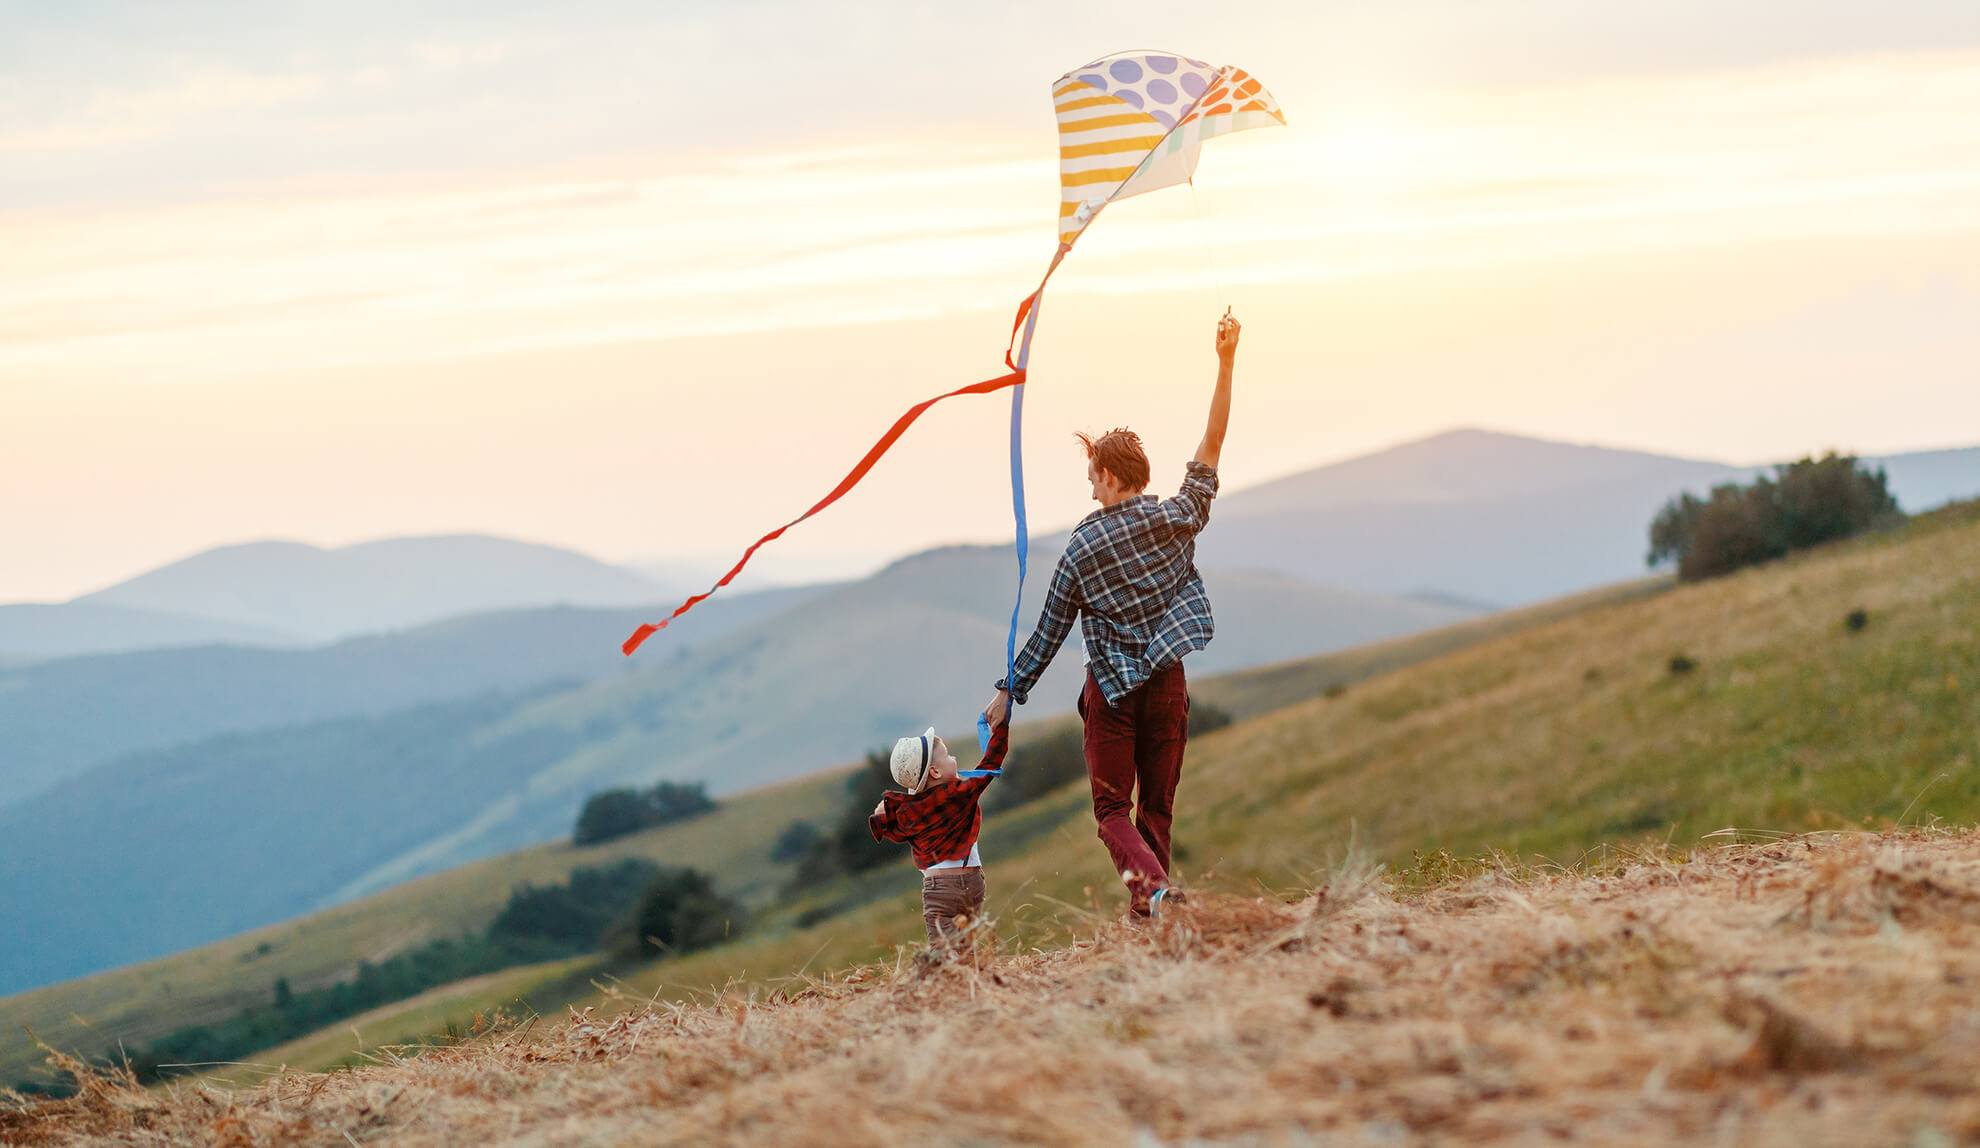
[
  {"xmin": 0, "ymin": 565, "xmax": 1615, "ymax": 1088},
  {"xmin": 111, "ymin": 584, "xmax": 1683, "ymax": 1082},
  {"xmin": 16, "ymin": 502, "xmax": 1975, "ymax": 1086},
  {"xmin": 0, "ymin": 770, "xmax": 841, "ymax": 1090}
]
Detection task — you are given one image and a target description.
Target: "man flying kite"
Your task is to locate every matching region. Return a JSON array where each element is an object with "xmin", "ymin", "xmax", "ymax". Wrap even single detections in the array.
[
  {"xmin": 617, "ymin": 50, "xmax": 1282, "ymax": 916},
  {"xmin": 982, "ymin": 311, "xmax": 1240, "ymax": 917}
]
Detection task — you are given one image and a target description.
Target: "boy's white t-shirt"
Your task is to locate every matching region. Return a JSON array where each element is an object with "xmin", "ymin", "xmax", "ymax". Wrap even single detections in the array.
[{"xmin": 922, "ymin": 843, "xmax": 982, "ymax": 871}]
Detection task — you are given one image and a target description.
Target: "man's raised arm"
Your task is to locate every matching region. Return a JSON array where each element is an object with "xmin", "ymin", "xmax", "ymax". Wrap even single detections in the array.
[{"xmin": 1193, "ymin": 312, "xmax": 1240, "ymax": 469}]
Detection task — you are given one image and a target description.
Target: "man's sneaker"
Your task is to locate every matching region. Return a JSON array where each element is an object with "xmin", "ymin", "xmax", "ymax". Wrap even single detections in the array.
[{"xmin": 1149, "ymin": 886, "xmax": 1183, "ymax": 918}]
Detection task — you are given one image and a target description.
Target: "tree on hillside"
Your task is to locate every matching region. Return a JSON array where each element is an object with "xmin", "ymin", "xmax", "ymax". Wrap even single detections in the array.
[
  {"xmin": 572, "ymin": 780, "xmax": 717, "ymax": 845},
  {"xmin": 572, "ymin": 789, "xmax": 648, "ymax": 845},
  {"xmin": 769, "ymin": 819, "xmax": 821, "ymax": 864},
  {"xmin": 488, "ymin": 858, "xmax": 662, "ymax": 949},
  {"xmin": 613, "ymin": 867, "xmax": 744, "ymax": 960},
  {"xmin": 1647, "ymin": 453, "xmax": 1901, "ymax": 582}
]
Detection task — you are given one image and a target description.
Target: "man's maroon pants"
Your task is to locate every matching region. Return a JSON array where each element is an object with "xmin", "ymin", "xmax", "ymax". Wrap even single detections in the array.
[{"xmin": 1078, "ymin": 663, "xmax": 1189, "ymax": 913}]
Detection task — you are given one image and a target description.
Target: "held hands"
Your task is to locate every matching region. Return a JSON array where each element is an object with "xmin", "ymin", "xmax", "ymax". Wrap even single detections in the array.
[
  {"xmin": 1215, "ymin": 308, "xmax": 1241, "ymax": 363},
  {"xmin": 981, "ymin": 689, "xmax": 1011, "ymax": 730}
]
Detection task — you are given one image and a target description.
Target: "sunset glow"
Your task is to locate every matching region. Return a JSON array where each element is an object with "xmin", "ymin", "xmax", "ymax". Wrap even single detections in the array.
[{"xmin": 4, "ymin": 6, "xmax": 1978, "ymax": 600}]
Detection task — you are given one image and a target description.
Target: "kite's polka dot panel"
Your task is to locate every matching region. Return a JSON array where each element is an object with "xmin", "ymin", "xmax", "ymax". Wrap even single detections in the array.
[{"xmin": 1061, "ymin": 52, "xmax": 1224, "ymax": 133}]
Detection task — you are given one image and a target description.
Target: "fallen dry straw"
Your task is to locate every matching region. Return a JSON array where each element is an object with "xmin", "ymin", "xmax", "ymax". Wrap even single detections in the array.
[{"xmin": 9, "ymin": 829, "xmax": 1980, "ymax": 1146}]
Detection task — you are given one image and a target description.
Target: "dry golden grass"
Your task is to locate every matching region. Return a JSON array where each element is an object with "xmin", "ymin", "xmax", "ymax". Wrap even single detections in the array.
[{"xmin": 11, "ymin": 829, "xmax": 1980, "ymax": 1147}]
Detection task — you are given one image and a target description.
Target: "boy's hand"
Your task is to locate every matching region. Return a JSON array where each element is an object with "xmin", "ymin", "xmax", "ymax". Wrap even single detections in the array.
[
  {"xmin": 872, "ymin": 800, "xmax": 886, "ymax": 817},
  {"xmin": 1215, "ymin": 310, "xmax": 1241, "ymax": 363}
]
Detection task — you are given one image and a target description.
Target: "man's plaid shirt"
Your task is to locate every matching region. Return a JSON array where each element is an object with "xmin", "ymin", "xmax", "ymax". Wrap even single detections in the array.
[
  {"xmin": 1002, "ymin": 461, "xmax": 1219, "ymax": 708},
  {"xmin": 868, "ymin": 716, "xmax": 1010, "ymax": 869}
]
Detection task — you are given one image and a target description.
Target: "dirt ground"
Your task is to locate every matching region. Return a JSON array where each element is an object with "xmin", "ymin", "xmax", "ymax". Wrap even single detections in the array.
[{"xmin": 9, "ymin": 829, "xmax": 1980, "ymax": 1147}]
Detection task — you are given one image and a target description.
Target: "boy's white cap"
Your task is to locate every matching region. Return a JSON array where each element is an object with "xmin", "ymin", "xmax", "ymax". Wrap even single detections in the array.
[{"xmin": 889, "ymin": 727, "xmax": 938, "ymax": 793}]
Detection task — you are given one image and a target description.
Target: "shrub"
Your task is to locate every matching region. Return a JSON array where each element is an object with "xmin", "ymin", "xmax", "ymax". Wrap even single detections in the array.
[
  {"xmin": 614, "ymin": 867, "xmax": 744, "ymax": 960},
  {"xmin": 104, "ymin": 858, "xmax": 677, "ymax": 1086},
  {"xmin": 769, "ymin": 819, "xmax": 821, "ymax": 864},
  {"xmin": 488, "ymin": 858, "xmax": 661, "ymax": 949},
  {"xmin": 1668, "ymin": 654, "xmax": 1698, "ymax": 676},
  {"xmin": 573, "ymin": 780, "xmax": 717, "ymax": 845},
  {"xmin": 1846, "ymin": 609, "xmax": 1869, "ymax": 633},
  {"xmin": 1188, "ymin": 697, "xmax": 1234, "ymax": 737},
  {"xmin": 1647, "ymin": 454, "xmax": 1901, "ymax": 582}
]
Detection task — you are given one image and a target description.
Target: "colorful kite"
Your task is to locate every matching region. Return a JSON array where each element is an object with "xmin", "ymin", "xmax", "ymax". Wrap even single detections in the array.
[{"xmin": 622, "ymin": 52, "xmax": 1284, "ymax": 665}]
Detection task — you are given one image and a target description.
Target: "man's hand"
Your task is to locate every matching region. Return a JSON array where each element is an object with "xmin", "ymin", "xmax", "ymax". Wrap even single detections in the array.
[
  {"xmin": 982, "ymin": 688, "xmax": 1011, "ymax": 730},
  {"xmin": 1215, "ymin": 309, "xmax": 1241, "ymax": 362}
]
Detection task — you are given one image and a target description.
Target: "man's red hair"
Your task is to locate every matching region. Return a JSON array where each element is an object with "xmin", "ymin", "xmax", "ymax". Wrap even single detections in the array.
[{"xmin": 1075, "ymin": 427, "xmax": 1150, "ymax": 493}]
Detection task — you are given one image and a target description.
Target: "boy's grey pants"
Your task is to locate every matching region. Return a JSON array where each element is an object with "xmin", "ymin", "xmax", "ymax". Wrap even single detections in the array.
[{"xmin": 921, "ymin": 867, "xmax": 985, "ymax": 944}]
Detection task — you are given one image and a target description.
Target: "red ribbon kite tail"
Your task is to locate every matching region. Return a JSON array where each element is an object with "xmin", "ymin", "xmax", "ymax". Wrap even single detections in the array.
[{"xmin": 622, "ymin": 364, "xmax": 1027, "ymax": 655}]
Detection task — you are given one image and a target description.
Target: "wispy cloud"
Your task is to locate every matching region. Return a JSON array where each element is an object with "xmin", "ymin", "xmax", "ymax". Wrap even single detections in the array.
[
  {"xmin": 3, "ymin": 51, "xmax": 1976, "ymax": 384},
  {"xmin": 0, "ymin": 69, "xmax": 325, "ymax": 154}
]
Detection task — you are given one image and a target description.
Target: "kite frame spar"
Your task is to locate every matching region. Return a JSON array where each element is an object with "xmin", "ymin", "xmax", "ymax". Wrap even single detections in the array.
[{"xmin": 623, "ymin": 52, "xmax": 1283, "ymax": 739}]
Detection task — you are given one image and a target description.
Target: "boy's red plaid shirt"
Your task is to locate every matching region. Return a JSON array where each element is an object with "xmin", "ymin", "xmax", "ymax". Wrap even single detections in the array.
[{"xmin": 868, "ymin": 716, "xmax": 1010, "ymax": 869}]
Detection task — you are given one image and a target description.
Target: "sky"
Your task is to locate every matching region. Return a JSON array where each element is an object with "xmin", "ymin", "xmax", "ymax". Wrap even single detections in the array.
[{"xmin": 3, "ymin": 0, "xmax": 1979, "ymax": 602}]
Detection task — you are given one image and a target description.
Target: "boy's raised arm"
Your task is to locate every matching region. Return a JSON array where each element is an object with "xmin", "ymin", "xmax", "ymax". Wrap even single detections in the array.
[{"xmin": 977, "ymin": 709, "xmax": 1013, "ymax": 774}]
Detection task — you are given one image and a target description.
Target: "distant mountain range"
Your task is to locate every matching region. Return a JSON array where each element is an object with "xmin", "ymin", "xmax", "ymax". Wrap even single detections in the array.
[
  {"xmin": 7, "ymin": 431, "xmax": 1973, "ymax": 662},
  {"xmin": 74, "ymin": 535, "xmax": 679, "ymax": 643}
]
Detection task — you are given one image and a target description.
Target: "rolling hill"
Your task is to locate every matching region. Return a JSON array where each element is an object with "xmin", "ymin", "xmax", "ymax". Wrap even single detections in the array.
[
  {"xmin": 5, "ymin": 431, "xmax": 1971, "ymax": 1011},
  {"xmin": 74, "ymin": 535, "xmax": 679, "ymax": 643},
  {"xmin": 341, "ymin": 496, "xmax": 1980, "ymax": 1074},
  {"xmin": 0, "ymin": 601, "xmax": 306, "ymax": 664},
  {"xmin": 0, "ymin": 585, "xmax": 820, "ymax": 814},
  {"xmin": 0, "ymin": 769, "xmax": 847, "ymax": 1091},
  {"xmin": 1196, "ymin": 428, "xmax": 1979, "ymax": 605},
  {"xmin": 9, "ymin": 496, "xmax": 1977, "ymax": 1121},
  {"xmin": 0, "ymin": 569, "xmax": 1637, "ymax": 1087},
  {"xmin": 0, "ymin": 542, "xmax": 1471, "ymax": 995}
]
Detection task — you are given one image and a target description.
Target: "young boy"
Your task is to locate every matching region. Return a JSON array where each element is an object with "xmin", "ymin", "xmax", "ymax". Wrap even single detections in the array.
[{"xmin": 868, "ymin": 712, "xmax": 1010, "ymax": 945}]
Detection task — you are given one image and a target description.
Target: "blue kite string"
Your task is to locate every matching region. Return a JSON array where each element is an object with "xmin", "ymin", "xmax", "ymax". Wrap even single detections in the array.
[{"xmin": 969, "ymin": 280, "xmax": 1046, "ymax": 770}]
